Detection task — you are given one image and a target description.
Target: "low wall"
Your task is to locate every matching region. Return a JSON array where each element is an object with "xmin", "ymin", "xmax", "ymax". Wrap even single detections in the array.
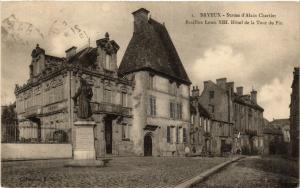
[{"xmin": 1, "ymin": 143, "xmax": 72, "ymax": 161}]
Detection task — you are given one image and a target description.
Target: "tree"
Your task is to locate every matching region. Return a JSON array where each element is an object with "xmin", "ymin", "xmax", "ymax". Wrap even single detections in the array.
[{"xmin": 1, "ymin": 102, "xmax": 18, "ymax": 142}]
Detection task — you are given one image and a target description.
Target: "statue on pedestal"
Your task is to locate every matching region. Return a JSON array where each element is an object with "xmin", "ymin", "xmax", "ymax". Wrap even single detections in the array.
[{"xmin": 72, "ymin": 77, "xmax": 93, "ymax": 119}]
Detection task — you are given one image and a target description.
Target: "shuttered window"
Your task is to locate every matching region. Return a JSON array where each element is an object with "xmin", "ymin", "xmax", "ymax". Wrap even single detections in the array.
[{"xmin": 167, "ymin": 126, "xmax": 171, "ymax": 143}]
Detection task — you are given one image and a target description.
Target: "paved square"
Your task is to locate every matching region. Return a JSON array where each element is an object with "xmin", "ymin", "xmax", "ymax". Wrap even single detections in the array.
[{"xmin": 2, "ymin": 157, "xmax": 230, "ymax": 187}]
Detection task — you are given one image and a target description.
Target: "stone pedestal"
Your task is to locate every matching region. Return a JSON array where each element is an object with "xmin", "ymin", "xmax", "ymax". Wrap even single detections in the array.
[
  {"xmin": 65, "ymin": 120, "xmax": 104, "ymax": 167},
  {"xmin": 73, "ymin": 120, "xmax": 96, "ymax": 160}
]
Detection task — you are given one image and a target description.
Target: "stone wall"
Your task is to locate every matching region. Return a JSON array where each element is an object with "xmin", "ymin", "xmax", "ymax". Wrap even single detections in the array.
[{"xmin": 2, "ymin": 143, "xmax": 72, "ymax": 161}]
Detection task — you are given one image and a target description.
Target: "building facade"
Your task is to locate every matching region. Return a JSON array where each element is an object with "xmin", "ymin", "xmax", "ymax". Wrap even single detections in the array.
[
  {"xmin": 118, "ymin": 8, "xmax": 191, "ymax": 156},
  {"xmin": 290, "ymin": 67, "xmax": 299, "ymax": 158},
  {"xmin": 233, "ymin": 87, "xmax": 264, "ymax": 154},
  {"xmin": 15, "ymin": 33, "xmax": 134, "ymax": 157},
  {"xmin": 15, "ymin": 8, "xmax": 191, "ymax": 157},
  {"xmin": 193, "ymin": 78, "xmax": 264, "ymax": 154},
  {"xmin": 190, "ymin": 87, "xmax": 233, "ymax": 156},
  {"xmin": 263, "ymin": 118, "xmax": 290, "ymax": 155}
]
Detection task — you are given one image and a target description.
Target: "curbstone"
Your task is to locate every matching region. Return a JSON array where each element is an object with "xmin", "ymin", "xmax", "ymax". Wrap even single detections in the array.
[{"xmin": 170, "ymin": 156, "xmax": 245, "ymax": 188}]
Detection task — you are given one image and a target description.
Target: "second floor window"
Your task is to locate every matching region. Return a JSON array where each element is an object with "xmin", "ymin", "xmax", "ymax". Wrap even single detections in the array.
[
  {"xmin": 104, "ymin": 89, "xmax": 112, "ymax": 103},
  {"xmin": 121, "ymin": 92, "xmax": 127, "ymax": 107},
  {"xmin": 170, "ymin": 101, "xmax": 183, "ymax": 119},
  {"xmin": 209, "ymin": 91, "xmax": 214, "ymax": 100},
  {"xmin": 149, "ymin": 96, "xmax": 156, "ymax": 116},
  {"xmin": 170, "ymin": 102, "xmax": 176, "ymax": 119},
  {"xmin": 148, "ymin": 74, "xmax": 154, "ymax": 89},
  {"xmin": 167, "ymin": 126, "xmax": 171, "ymax": 143}
]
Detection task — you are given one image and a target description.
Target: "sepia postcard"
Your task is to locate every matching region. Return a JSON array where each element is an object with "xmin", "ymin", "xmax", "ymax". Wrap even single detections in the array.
[{"xmin": 1, "ymin": 2, "xmax": 299, "ymax": 188}]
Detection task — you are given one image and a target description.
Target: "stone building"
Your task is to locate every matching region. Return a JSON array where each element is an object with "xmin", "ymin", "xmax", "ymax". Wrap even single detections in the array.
[
  {"xmin": 263, "ymin": 118, "xmax": 290, "ymax": 155},
  {"xmin": 15, "ymin": 8, "xmax": 191, "ymax": 157},
  {"xmin": 118, "ymin": 8, "xmax": 191, "ymax": 156},
  {"xmin": 190, "ymin": 87, "xmax": 233, "ymax": 156},
  {"xmin": 194, "ymin": 78, "xmax": 264, "ymax": 154},
  {"xmin": 233, "ymin": 87, "xmax": 264, "ymax": 154},
  {"xmin": 195, "ymin": 78, "xmax": 234, "ymax": 151},
  {"xmin": 290, "ymin": 67, "xmax": 299, "ymax": 158},
  {"xmin": 15, "ymin": 33, "xmax": 134, "ymax": 157},
  {"xmin": 269, "ymin": 118, "xmax": 290, "ymax": 142}
]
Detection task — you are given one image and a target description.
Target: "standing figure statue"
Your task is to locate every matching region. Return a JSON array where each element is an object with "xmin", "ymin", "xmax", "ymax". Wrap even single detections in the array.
[{"xmin": 72, "ymin": 77, "xmax": 93, "ymax": 119}]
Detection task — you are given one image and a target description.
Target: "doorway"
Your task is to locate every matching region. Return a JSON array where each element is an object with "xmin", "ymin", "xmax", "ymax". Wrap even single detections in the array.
[
  {"xmin": 28, "ymin": 117, "xmax": 41, "ymax": 142},
  {"xmin": 144, "ymin": 134, "xmax": 152, "ymax": 156},
  {"xmin": 105, "ymin": 118, "xmax": 112, "ymax": 154}
]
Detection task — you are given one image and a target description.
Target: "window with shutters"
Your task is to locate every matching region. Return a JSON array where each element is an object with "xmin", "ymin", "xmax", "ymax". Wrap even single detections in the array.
[
  {"xmin": 170, "ymin": 101, "xmax": 176, "ymax": 119},
  {"xmin": 176, "ymin": 126, "xmax": 179, "ymax": 143},
  {"xmin": 177, "ymin": 103, "xmax": 182, "ymax": 119},
  {"xmin": 167, "ymin": 126, "xmax": 171, "ymax": 143}
]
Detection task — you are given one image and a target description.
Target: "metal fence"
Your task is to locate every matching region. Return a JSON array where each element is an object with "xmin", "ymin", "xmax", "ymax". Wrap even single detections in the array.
[{"xmin": 2, "ymin": 123, "xmax": 71, "ymax": 144}]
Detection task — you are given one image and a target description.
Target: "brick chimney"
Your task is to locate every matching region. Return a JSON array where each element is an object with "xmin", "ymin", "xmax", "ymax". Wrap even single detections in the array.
[
  {"xmin": 251, "ymin": 90, "xmax": 257, "ymax": 104},
  {"xmin": 236, "ymin": 87, "xmax": 243, "ymax": 95},
  {"xmin": 65, "ymin": 46, "xmax": 77, "ymax": 59},
  {"xmin": 216, "ymin": 78, "xmax": 227, "ymax": 90},
  {"xmin": 191, "ymin": 86, "xmax": 199, "ymax": 97},
  {"xmin": 226, "ymin": 82, "xmax": 234, "ymax": 93},
  {"xmin": 132, "ymin": 8, "xmax": 150, "ymax": 33}
]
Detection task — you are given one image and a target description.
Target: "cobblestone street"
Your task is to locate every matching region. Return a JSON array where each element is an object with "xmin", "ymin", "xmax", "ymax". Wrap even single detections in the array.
[
  {"xmin": 2, "ymin": 156, "xmax": 229, "ymax": 187},
  {"xmin": 193, "ymin": 156, "xmax": 299, "ymax": 188}
]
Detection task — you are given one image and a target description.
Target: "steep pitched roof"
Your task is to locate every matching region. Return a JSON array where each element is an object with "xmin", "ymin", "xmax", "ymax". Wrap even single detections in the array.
[
  {"xmin": 233, "ymin": 93, "xmax": 264, "ymax": 112},
  {"xmin": 190, "ymin": 97, "xmax": 211, "ymax": 118},
  {"xmin": 119, "ymin": 17, "xmax": 191, "ymax": 85},
  {"xmin": 67, "ymin": 47, "xmax": 97, "ymax": 67}
]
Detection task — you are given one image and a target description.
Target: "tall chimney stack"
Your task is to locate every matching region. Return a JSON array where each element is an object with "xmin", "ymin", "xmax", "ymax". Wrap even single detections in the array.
[
  {"xmin": 251, "ymin": 90, "xmax": 257, "ymax": 104},
  {"xmin": 216, "ymin": 78, "xmax": 227, "ymax": 90},
  {"xmin": 191, "ymin": 86, "xmax": 199, "ymax": 97},
  {"xmin": 236, "ymin": 87, "xmax": 243, "ymax": 96},
  {"xmin": 132, "ymin": 8, "xmax": 150, "ymax": 33}
]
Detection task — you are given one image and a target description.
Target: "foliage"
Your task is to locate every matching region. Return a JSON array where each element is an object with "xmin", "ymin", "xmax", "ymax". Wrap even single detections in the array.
[
  {"xmin": 1, "ymin": 102, "xmax": 18, "ymax": 142},
  {"xmin": 1, "ymin": 102, "xmax": 17, "ymax": 125}
]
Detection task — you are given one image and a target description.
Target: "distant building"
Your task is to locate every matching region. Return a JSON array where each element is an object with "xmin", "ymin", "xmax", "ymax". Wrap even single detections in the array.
[
  {"xmin": 119, "ymin": 8, "xmax": 191, "ymax": 156},
  {"xmin": 190, "ymin": 86, "xmax": 233, "ymax": 156},
  {"xmin": 270, "ymin": 118, "xmax": 290, "ymax": 142},
  {"xmin": 194, "ymin": 79, "xmax": 234, "ymax": 153},
  {"xmin": 263, "ymin": 118, "xmax": 290, "ymax": 155},
  {"xmin": 290, "ymin": 67, "xmax": 299, "ymax": 158},
  {"xmin": 193, "ymin": 78, "xmax": 264, "ymax": 155},
  {"xmin": 233, "ymin": 87, "xmax": 264, "ymax": 154}
]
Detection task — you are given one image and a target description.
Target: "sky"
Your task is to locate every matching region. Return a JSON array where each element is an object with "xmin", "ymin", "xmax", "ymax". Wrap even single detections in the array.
[{"xmin": 1, "ymin": 2, "xmax": 299, "ymax": 121}]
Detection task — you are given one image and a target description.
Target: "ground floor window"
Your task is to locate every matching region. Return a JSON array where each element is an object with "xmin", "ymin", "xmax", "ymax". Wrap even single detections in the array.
[
  {"xmin": 122, "ymin": 124, "xmax": 130, "ymax": 140},
  {"xmin": 183, "ymin": 128, "xmax": 187, "ymax": 143}
]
